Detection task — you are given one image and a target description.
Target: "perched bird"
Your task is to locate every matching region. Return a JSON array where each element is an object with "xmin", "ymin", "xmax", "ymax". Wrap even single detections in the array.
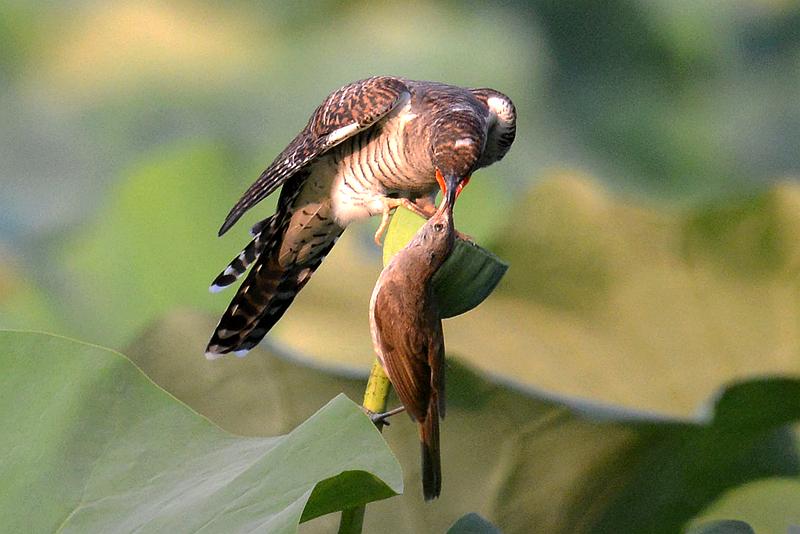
[
  {"xmin": 369, "ymin": 171, "xmax": 459, "ymax": 501},
  {"xmin": 206, "ymin": 76, "xmax": 516, "ymax": 357}
]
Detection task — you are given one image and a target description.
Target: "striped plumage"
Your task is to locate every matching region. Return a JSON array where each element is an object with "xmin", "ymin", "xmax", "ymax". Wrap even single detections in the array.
[{"xmin": 206, "ymin": 76, "xmax": 516, "ymax": 357}]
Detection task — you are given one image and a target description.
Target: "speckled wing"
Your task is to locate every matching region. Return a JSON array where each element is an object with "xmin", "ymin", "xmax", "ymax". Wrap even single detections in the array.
[{"xmin": 218, "ymin": 76, "xmax": 411, "ymax": 235}]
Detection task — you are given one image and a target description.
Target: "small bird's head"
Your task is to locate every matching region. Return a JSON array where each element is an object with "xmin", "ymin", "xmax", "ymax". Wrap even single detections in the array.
[{"xmin": 405, "ymin": 170, "xmax": 458, "ymax": 270}]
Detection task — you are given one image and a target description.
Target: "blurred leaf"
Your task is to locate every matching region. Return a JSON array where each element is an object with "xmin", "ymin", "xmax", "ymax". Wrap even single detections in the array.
[
  {"xmin": 0, "ymin": 255, "xmax": 65, "ymax": 332},
  {"xmin": 451, "ymin": 175, "xmax": 800, "ymax": 415},
  {"xmin": 525, "ymin": 1, "xmax": 800, "ymax": 198},
  {"xmin": 0, "ymin": 330, "xmax": 401, "ymax": 533},
  {"xmin": 59, "ymin": 143, "xmax": 242, "ymax": 347},
  {"xmin": 123, "ymin": 311, "xmax": 800, "ymax": 534},
  {"xmin": 685, "ymin": 520, "xmax": 755, "ymax": 534},
  {"xmin": 33, "ymin": 3, "xmax": 266, "ymax": 103},
  {"xmin": 688, "ymin": 478, "xmax": 800, "ymax": 534},
  {"xmin": 275, "ymin": 176, "xmax": 800, "ymax": 417},
  {"xmin": 383, "ymin": 207, "xmax": 508, "ymax": 318},
  {"xmin": 447, "ymin": 513, "xmax": 502, "ymax": 534}
]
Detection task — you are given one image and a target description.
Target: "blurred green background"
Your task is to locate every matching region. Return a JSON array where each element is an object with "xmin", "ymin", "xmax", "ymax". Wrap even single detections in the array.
[
  {"xmin": 2, "ymin": 1, "xmax": 800, "ymax": 531},
  {"xmin": 3, "ymin": 0, "xmax": 800, "ymax": 409}
]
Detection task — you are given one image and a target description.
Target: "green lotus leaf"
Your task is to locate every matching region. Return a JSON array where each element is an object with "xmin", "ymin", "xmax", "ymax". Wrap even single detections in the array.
[
  {"xmin": 382, "ymin": 206, "xmax": 508, "ymax": 318},
  {"xmin": 0, "ymin": 330, "xmax": 402, "ymax": 534}
]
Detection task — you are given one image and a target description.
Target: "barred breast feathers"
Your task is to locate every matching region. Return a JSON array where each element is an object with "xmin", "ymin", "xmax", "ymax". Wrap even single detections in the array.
[{"xmin": 327, "ymin": 92, "xmax": 437, "ymax": 226}]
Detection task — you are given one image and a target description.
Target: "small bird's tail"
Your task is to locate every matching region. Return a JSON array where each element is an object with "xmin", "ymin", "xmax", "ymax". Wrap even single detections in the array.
[
  {"xmin": 420, "ymin": 397, "xmax": 442, "ymax": 501},
  {"xmin": 205, "ymin": 205, "xmax": 342, "ymax": 358}
]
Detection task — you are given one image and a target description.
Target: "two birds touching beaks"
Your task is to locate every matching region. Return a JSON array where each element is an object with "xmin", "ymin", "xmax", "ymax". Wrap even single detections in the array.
[{"xmin": 204, "ymin": 76, "xmax": 516, "ymax": 500}]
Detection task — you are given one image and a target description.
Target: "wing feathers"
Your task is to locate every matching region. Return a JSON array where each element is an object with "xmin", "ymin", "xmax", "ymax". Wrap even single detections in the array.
[
  {"xmin": 218, "ymin": 76, "xmax": 410, "ymax": 235},
  {"xmin": 372, "ymin": 281, "xmax": 439, "ymax": 421}
]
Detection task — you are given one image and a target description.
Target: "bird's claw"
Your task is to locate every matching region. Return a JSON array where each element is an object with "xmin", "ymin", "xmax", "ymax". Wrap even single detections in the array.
[
  {"xmin": 370, "ymin": 413, "xmax": 391, "ymax": 426},
  {"xmin": 367, "ymin": 405, "xmax": 406, "ymax": 426},
  {"xmin": 455, "ymin": 230, "xmax": 475, "ymax": 243},
  {"xmin": 374, "ymin": 210, "xmax": 392, "ymax": 246},
  {"xmin": 372, "ymin": 196, "xmax": 443, "ymax": 247}
]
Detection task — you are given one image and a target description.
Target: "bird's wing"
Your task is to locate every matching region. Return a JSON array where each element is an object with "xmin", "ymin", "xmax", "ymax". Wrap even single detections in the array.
[
  {"xmin": 372, "ymin": 280, "xmax": 436, "ymax": 422},
  {"xmin": 469, "ymin": 88, "xmax": 517, "ymax": 167},
  {"xmin": 427, "ymin": 319, "xmax": 446, "ymax": 418},
  {"xmin": 218, "ymin": 76, "xmax": 411, "ymax": 235}
]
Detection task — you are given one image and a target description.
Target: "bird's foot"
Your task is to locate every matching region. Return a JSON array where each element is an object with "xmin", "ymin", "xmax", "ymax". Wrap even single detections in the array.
[
  {"xmin": 455, "ymin": 230, "xmax": 475, "ymax": 243},
  {"xmin": 373, "ymin": 197, "xmax": 416, "ymax": 245},
  {"xmin": 374, "ymin": 200, "xmax": 401, "ymax": 246},
  {"xmin": 372, "ymin": 197, "xmax": 439, "ymax": 246},
  {"xmin": 368, "ymin": 405, "xmax": 406, "ymax": 426},
  {"xmin": 406, "ymin": 196, "xmax": 438, "ymax": 219}
]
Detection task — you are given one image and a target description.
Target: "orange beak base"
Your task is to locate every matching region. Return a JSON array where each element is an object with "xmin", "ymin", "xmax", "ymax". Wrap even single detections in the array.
[{"xmin": 435, "ymin": 169, "xmax": 471, "ymax": 202}]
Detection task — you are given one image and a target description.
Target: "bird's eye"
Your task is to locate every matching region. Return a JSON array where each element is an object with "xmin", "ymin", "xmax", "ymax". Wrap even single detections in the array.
[{"xmin": 434, "ymin": 223, "xmax": 444, "ymax": 232}]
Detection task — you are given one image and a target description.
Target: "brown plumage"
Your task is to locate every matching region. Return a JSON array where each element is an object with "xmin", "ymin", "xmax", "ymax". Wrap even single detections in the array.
[
  {"xmin": 368, "ymin": 173, "xmax": 459, "ymax": 500},
  {"xmin": 206, "ymin": 76, "xmax": 515, "ymax": 357}
]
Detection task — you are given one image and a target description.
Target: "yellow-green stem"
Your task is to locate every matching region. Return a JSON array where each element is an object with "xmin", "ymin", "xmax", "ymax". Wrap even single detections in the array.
[
  {"xmin": 338, "ymin": 359, "xmax": 392, "ymax": 533},
  {"xmin": 362, "ymin": 359, "xmax": 391, "ymax": 417}
]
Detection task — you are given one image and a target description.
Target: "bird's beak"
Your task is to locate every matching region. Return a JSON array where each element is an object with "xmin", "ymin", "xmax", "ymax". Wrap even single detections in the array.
[
  {"xmin": 444, "ymin": 174, "xmax": 459, "ymax": 207},
  {"xmin": 435, "ymin": 169, "xmax": 470, "ymax": 210}
]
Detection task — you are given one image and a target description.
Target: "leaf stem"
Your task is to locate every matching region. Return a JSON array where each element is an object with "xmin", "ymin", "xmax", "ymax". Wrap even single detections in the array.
[
  {"xmin": 337, "ymin": 505, "xmax": 365, "ymax": 534},
  {"xmin": 362, "ymin": 359, "xmax": 391, "ymax": 424},
  {"xmin": 338, "ymin": 360, "xmax": 392, "ymax": 533}
]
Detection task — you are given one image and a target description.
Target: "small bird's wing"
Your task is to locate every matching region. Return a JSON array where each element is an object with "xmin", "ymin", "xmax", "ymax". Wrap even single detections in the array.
[
  {"xmin": 372, "ymin": 280, "xmax": 439, "ymax": 422},
  {"xmin": 218, "ymin": 76, "xmax": 411, "ymax": 235},
  {"xmin": 469, "ymin": 88, "xmax": 517, "ymax": 168},
  {"xmin": 427, "ymin": 320, "xmax": 446, "ymax": 418}
]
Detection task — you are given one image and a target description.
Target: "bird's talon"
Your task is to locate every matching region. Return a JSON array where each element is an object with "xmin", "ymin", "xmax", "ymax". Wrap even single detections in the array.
[
  {"xmin": 401, "ymin": 198, "xmax": 436, "ymax": 219},
  {"xmin": 368, "ymin": 405, "xmax": 406, "ymax": 426},
  {"xmin": 455, "ymin": 230, "xmax": 475, "ymax": 243},
  {"xmin": 370, "ymin": 413, "xmax": 391, "ymax": 426},
  {"xmin": 374, "ymin": 209, "xmax": 393, "ymax": 246}
]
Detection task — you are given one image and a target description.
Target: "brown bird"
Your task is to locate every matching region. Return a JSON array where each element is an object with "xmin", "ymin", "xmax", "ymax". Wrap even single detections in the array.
[
  {"xmin": 206, "ymin": 76, "xmax": 515, "ymax": 358},
  {"xmin": 369, "ymin": 171, "xmax": 460, "ymax": 501}
]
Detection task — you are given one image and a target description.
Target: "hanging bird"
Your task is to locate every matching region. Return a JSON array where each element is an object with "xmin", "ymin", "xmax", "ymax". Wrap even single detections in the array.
[
  {"xmin": 206, "ymin": 76, "xmax": 516, "ymax": 357},
  {"xmin": 368, "ymin": 171, "xmax": 459, "ymax": 501}
]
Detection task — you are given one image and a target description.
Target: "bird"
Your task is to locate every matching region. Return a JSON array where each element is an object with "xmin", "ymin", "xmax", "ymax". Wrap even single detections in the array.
[
  {"xmin": 205, "ymin": 76, "xmax": 516, "ymax": 358},
  {"xmin": 368, "ymin": 171, "xmax": 459, "ymax": 500}
]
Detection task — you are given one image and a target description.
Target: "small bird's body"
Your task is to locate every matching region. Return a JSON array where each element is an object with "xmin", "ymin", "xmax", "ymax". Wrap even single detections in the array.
[
  {"xmin": 369, "ymin": 176, "xmax": 458, "ymax": 500},
  {"xmin": 206, "ymin": 76, "xmax": 515, "ymax": 357}
]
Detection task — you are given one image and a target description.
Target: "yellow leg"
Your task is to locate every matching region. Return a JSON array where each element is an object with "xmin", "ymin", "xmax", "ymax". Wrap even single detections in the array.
[
  {"xmin": 373, "ymin": 196, "xmax": 439, "ymax": 246},
  {"xmin": 374, "ymin": 198, "xmax": 404, "ymax": 246}
]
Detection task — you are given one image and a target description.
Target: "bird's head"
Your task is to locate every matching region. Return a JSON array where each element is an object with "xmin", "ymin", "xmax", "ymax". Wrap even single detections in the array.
[
  {"xmin": 431, "ymin": 114, "xmax": 481, "ymax": 202},
  {"xmin": 407, "ymin": 169, "xmax": 457, "ymax": 266}
]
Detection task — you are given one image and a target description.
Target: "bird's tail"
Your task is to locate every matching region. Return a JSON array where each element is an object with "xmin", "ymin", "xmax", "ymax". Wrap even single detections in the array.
[
  {"xmin": 205, "ymin": 205, "xmax": 343, "ymax": 358},
  {"xmin": 420, "ymin": 396, "xmax": 442, "ymax": 500},
  {"xmin": 208, "ymin": 216, "xmax": 274, "ymax": 293}
]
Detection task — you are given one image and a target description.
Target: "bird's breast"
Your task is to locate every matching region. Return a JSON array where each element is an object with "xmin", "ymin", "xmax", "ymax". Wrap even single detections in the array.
[{"xmin": 327, "ymin": 113, "xmax": 436, "ymax": 226}]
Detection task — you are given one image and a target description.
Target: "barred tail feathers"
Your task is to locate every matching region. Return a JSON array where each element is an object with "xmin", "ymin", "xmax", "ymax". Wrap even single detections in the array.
[
  {"xmin": 209, "ymin": 217, "xmax": 274, "ymax": 293},
  {"xmin": 205, "ymin": 208, "xmax": 342, "ymax": 358}
]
